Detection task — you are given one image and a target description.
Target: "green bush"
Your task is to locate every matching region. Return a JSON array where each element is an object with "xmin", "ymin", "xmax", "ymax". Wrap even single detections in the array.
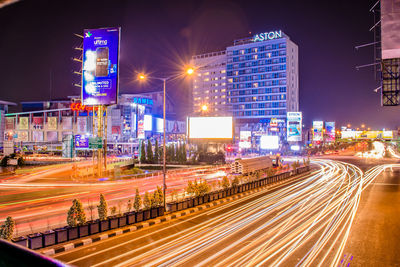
[{"xmin": 97, "ymin": 194, "xmax": 108, "ymax": 221}]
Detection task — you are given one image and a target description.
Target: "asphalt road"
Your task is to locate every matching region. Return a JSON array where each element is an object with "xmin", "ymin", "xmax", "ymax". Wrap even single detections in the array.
[
  {"xmin": 53, "ymin": 159, "xmax": 366, "ymax": 266},
  {"xmin": 0, "ymin": 164, "xmax": 229, "ymax": 235},
  {"xmin": 324, "ymin": 155, "xmax": 400, "ymax": 266}
]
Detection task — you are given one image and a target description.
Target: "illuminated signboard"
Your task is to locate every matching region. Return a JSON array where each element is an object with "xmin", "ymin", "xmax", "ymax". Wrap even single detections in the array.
[
  {"xmin": 82, "ymin": 27, "xmax": 120, "ymax": 106},
  {"xmin": 253, "ymin": 30, "xmax": 283, "ymax": 42},
  {"xmin": 188, "ymin": 117, "xmax": 233, "ymax": 139},
  {"xmin": 260, "ymin": 135, "xmax": 279, "ymax": 150},
  {"xmin": 325, "ymin": 122, "xmax": 335, "ymax": 142},
  {"xmin": 239, "ymin": 131, "xmax": 251, "ymax": 149},
  {"xmin": 287, "ymin": 112, "xmax": 302, "ymax": 142},
  {"xmin": 75, "ymin": 135, "xmax": 89, "ymax": 149},
  {"xmin": 312, "ymin": 121, "xmax": 324, "ymax": 142},
  {"xmin": 133, "ymin": 97, "xmax": 153, "ymax": 105}
]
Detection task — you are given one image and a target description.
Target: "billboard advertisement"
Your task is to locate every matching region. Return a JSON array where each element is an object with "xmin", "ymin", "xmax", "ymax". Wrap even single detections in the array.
[
  {"xmin": 5, "ymin": 117, "xmax": 14, "ymax": 130},
  {"xmin": 47, "ymin": 131, "xmax": 58, "ymax": 142},
  {"xmin": 77, "ymin": 117, "xmax": 87, "ymax": 133},
  {"xmin": 82, "ymin": 27, "xmax": 120, "ymax": 105},
  {"xmin": 19, "ymin": 117, "xmax": 29, "ymax": 130},
  {"xmin": 287, "ymin": 112, "xmax": 302, "ymax": 142},
  {"xmin": 381, "ymin": 0, "xmax": 400, "ymax": 59},
  {"xmin": 144, "ymin": 115, "xmax": 152, "ymax": 131},
  {"xmin": 260, "ymin": 135, "xmax": 279, "ymax": 150},
  {"xmin": 325, "ymin": 122, "xmax": 335, "ymax": 142},
  {"xmin": 32, "ymin": 117, "xmax": 43, "ymax": 130},
  {"xmin": 75, "ymin": 134, "xmax": 89, "ymax": 149},
  {"xmin": 62, "ymin": 117, "xmax": 73, "ymax": 130},
  {"xmin": 239, "ymin": 131, "xmax": 252, "ymax": 149},
  {"xmin": 188, "ymin": 117, "xmax": 233, "ymax": 139},
  {"xmin": 312, "ymin": 121, "xmax": 323, "ymax": 142},
  {"xmin": 47, "ymin": 117, "xmax": 57, "ymax": 130}
]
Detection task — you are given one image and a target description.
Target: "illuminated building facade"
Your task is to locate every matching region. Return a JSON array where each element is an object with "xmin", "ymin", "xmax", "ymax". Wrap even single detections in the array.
[{"xmin": 191, "ymin": 51, "xmax": 228, "ymax": 115}]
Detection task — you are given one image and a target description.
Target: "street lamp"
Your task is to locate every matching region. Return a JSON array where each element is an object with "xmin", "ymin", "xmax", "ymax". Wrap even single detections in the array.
[
  {"xmin": 138, "ymin": 68, "xmax": 194, "ymax": 210},
  {"xmin": 201, "ymin": 104, "xmax": 208, "ymax": 112}
]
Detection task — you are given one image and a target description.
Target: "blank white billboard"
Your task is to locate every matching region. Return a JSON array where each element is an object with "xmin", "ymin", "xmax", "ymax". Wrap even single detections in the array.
[
  {"xmin": 381, "ymin": 0, "xmax": 400, "ymax": 59},
  {"xmin": 260, "ymin": 135, "xmax": 279, "ymax": 150},
  {"xmin": 188, "ymin": 117, "xmax": 233, "ymax": 139}
]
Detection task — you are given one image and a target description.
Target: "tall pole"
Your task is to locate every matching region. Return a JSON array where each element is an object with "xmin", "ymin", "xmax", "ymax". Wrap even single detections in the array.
[{"xmin": 163, "ymin": 79, "xmax": 166, "ymax": 210}]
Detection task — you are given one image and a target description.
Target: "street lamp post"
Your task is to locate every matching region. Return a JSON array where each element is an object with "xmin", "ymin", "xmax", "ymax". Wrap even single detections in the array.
[{"xmin": 138, "ymin": 68, "xmax": 193, "ymax": 210}]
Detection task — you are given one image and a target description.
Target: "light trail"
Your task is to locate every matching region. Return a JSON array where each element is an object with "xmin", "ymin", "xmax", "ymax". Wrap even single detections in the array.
[{"xmin": 79, "ymin": 160, "xmax": 397, "ymax": 267}]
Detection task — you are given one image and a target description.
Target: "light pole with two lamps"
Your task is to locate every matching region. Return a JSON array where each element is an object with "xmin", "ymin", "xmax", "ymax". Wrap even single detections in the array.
[{"xmin": 138, "ymin": 67, "xmax": 194, "ymax": 210}]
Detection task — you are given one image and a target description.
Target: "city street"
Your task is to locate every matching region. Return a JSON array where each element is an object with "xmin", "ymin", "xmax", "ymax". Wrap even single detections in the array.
[
  {"xmin": 52, "ymin": 159, "xmax": 375, "ymax": 266},
  {"xmin": 0, "ymin": 163, "xmax": 229, "ymax": 235}
]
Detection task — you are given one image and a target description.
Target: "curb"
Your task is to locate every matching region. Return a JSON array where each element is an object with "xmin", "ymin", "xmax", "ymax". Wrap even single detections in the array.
[{"xmin": 41, "ymin": 170, "xmax": 311, "ymax": 256}]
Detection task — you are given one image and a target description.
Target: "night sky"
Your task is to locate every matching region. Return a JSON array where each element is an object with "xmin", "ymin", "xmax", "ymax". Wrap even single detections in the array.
[{"xmin": 0, "ymin": 0, "xmax": 399, "ymax": 129}]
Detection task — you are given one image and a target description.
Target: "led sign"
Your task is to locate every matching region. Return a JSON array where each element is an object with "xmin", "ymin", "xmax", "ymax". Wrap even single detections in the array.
[
  {"xmin": 253, "ymin": 30, "xmax": 283, "ymax": 42},
  {"xmin": 133, "ymin": 97, "xmax": 153, "ymax": 105}
]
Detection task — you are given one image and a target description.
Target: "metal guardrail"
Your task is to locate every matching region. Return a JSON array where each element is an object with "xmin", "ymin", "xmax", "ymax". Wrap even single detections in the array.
[{"xmin": 0, "ymin": 239, "xmax": 68, "ymax": 266}]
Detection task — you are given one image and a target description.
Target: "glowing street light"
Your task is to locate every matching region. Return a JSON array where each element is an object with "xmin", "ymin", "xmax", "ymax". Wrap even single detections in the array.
[
  {"xmin": 201, "ymin": 104, "xmax": 208, "ymax": 111},
  {"xmin": 137, "ymin": 67, "xmax": 194, "ymax": 210},
  {"xmin": 186, "ymin": 68, "xmax": 194, "ymax": 75}
]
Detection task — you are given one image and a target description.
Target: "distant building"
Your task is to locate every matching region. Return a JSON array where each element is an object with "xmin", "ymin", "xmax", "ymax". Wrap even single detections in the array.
[
  {"xmin": 191, "ymin": 30, "xmax": 299, "ymax": 145},
  {"xmin": 191, "ymin": 51, "xmax": 228, "ymax": 115}
]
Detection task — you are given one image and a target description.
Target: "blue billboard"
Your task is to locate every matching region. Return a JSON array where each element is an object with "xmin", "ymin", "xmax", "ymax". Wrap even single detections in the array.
[
  {"xmin": 75, "ymin": 135, "xmax": 89, "ymax": 149},
  {"xmin": 82, "ymin": 27, "xmax": 120, "ymax": 106}
]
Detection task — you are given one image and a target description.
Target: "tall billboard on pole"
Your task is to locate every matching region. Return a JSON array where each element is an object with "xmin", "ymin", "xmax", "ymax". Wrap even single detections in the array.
[
  {"xmin": 325, "ymin": 122, "xmax": 335, "ymax": 142},
  {"xmin": 287, "ymin": 112, "xmax": 302, "ymax": 142},
  {"xmin": 312, "ymin": 121, "xmax": 323, "ymax": 142},
  {"xmin": 82, "ymin": 27, "xmax": 120, "ymax": 106}
]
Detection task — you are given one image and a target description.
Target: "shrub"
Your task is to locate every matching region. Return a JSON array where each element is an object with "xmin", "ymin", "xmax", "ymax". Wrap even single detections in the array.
[
  {"xmin": 97, "ymin": 194, "xmax": 108, "ymax": 221},
  {"xmin": 221, "ymin": 176, "xmax": 230, "ymax": 190},
  {"xmin": 67, "ymin": 199, "xmax": 86, "ymax": 227},
  {"xmin": 143, "ymin": 192, "xmax": 153, "ymax": 210},
  {"xmin": 231, "ymin": 176, "xmax": 240, "ymax": 187},
  {"xmin": 134, "ymin": 189, "xmax": 142, "ymax": 211},
  {"xmin": 0, "ymin": 216, "xmax": 15, "ymax": 241}
]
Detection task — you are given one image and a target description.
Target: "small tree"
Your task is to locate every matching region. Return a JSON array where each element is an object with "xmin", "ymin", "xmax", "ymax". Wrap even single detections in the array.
[
  {"xmin": 87, "ymin": 199, "xmax": 95, "ymax": 221},
  {"xmin": 231, "ymin": 176, "xmax": 240, "ymax": 187},
  {"xmin": 140, "ymin": 141, "xmax": 146, "ymax": 163},
  {"xmin": 221, "ymin": 176, "xmax": 230, "ymax": 190},
  {"xmin": 67, "ymin": 199, "xmax": 86, "ymax": 227},
  {"xmin": 186, "ymin": 180, "xmax": 195, "ymax": 196},
  {"xmin": 198, "ymin": 180, "xmax": 210, "ymax": 196},
  {"xmin": 156, "ymin": 186, "xmax": 164, "ymax": 206},
  {"xmin": 153, "ymin": 189, "xmax": 161, "ymax": 208},
  {"xmin": 97, "ymin": 194, "xmax": 108, "ymax": 221},
  {"xmin": 182, "ymin": 143, "xmax": 187, "ymax": 163},
  {"xmin": 110, "ymin": 206, "xmax": 117, "ymax": 216},
  {"xmin": 127, "ymin": 199, "xmax": 132, "ymax": 212},
  {"xmin": 134, "ymin": 189, "xmax": 142, "ymax": 211},
  {"xmin": 154, "ymin": 139, "xmax": 159, "ymax": 163},
  {"xmin": 143, "ymin": 192, "xmax": 153, "ymax": 210},
  {"xmin": 147, "ymin": 140, "xmax": 154, "ymax": 163},
  {"xmin": 0, "ymin": 216, "xmax": 15, "ymax": 241}
]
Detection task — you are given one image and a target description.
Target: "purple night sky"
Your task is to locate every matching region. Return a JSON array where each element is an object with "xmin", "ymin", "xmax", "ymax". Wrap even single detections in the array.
[{"xmin": 0, "ymin": 0, "xmax": 399, "ymax": 129}]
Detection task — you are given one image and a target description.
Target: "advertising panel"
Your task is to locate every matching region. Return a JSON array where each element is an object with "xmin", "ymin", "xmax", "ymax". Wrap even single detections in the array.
[
  {"xmin": 286, "ymin": 112, "xmax": 302, "ymax": 142},
  {"xmin": 239, "ymin": 131, "xmax": 252, "ymax": 149},
  {"xmin": 47, "ymin": 117, "xmax": 58, "ymax": 130},
  {"xmin": 144, "ymin": 115, "xmax": 152, "ymax": 131},
  {"xmin": 77, "ymin": 117, "xmax": 87, "ymax": 133},
  {"xmin": 32, "ymin": 131, "xmax": 43, "ymax": 142},
  {"xmin": 260, "ymin": 135, "xmax": 279, "ymax": 149},
  {"xmin": 5, "ymin": 117, "xmax": 14, "ymax": 130},
  {"xmin": 32, "ymin": 117, "xmax": 43, "ymax": 130},
  {"xmin": 188, "ymin": 117, "xmax": 233, "ymax": 139},
  {"xmin": 325, "ymin": 122, "xmax": 335, "ymax": 142},
  {"xmin": 75, "ymin": 135, "xmax": 89, "ymax": 149},
  {"xmin": 17, "ymin": 131, "xmax": 28, "ymax": 142},
  {"xmin": 341, "ymin": 131, "xmax": 355, "ymax": 139},
  {"xmin": 62, "ymin": 117, "xmax": 72, "ymax": 130},
  {"xmin": 82, "ymin": 27, "xmax": 120, "ymax": 105},
  {"xmin": 47, "ymin": 131, "xmax": 58, "ymax": 142},
  {"xmin": 155, "ymin": 118, "xmax": 163, "ymax": 133},
  {"xmin": 137, "ymin": 121, "xmax": 144, "ymax": 139},
  {"xmin": 381, "ymin": 0, "xmax": 400, "ymax": 59},
  {"xmin": 312, "ymin": 121, "xmax": 323, "ymax": 142},
  {"xmin": 19, "ymin": 117, "xmax": 29, "ymax": 130}
]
